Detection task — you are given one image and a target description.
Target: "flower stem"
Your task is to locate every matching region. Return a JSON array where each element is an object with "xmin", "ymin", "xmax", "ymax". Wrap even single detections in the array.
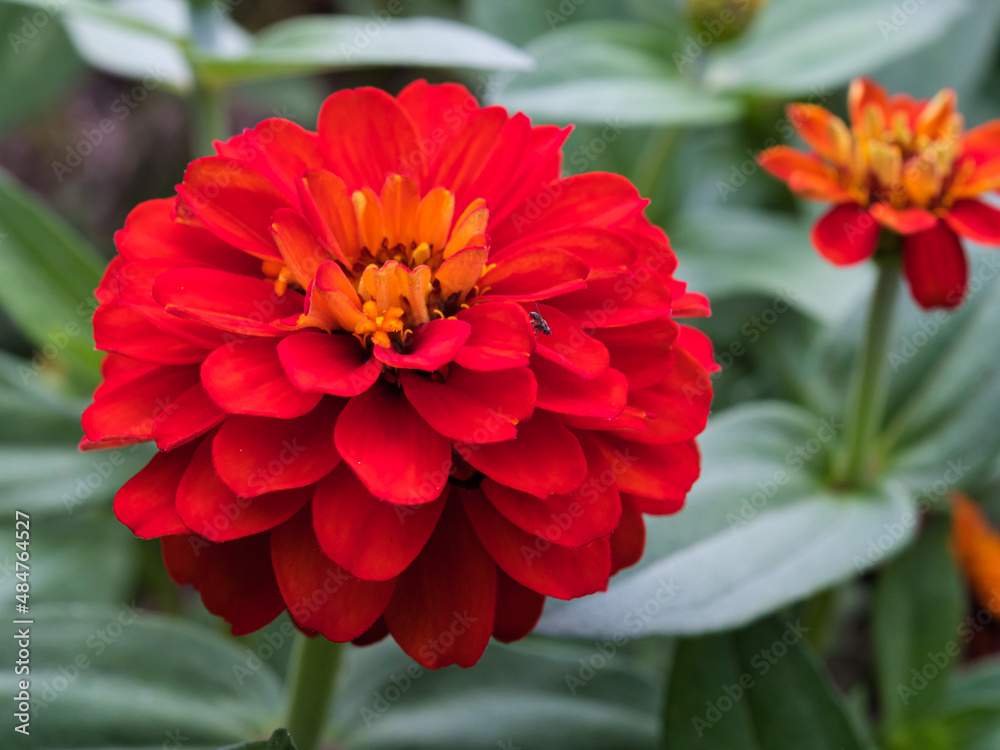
[
  {"xmin": 835, "ymin": 259, "xmax": 901, "ymax": 487},
  {"xmin": 284, "ymin": 634, "xmax": 341, "ymax": 750},
  {"xmin": 188, "ymin": 2, "xmax": 228, "ymax": 157}
]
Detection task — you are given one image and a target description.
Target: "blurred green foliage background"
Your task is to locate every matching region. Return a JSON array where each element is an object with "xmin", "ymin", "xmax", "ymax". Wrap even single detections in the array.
[{"xmin": 3, "ymin": 0, "xmax": 1000, "ymax": 748}]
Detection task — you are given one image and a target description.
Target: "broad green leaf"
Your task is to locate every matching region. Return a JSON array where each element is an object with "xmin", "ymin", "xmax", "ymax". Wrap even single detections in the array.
[
  {"xmin": 663, "ymin": 616, "xmax": 873, "ymax": 749},
  {"xmin": 0, "ymin": 1, "xmax": 85, "ymax": 133},
  {"xmin": 882, "ymin": 247, "xmax": 1000, "ymax": 498},
  {"xmin": 492, "ymin": 22, "xmax": 743, "ymax": 126},
  {"xmin": 497, "ymin": 76, "xmax": 744, "ymax": 127},
  {"xmin": 333, "ymin": 638, "xmax": 659, "ymax": 749},
  {"xmin": 670, "ymin": 207, "xmax": 875, "ymax": 324},
  {"xmin": 703, "ymin": 0, "xmax": 972, "ymax": 96},
  {"xmin": 537, "ymin": 403, "xmax": 917, "ymax": 638},
  {"xmin": 0, "ymin": 606, "xmax": 284, "ymax": 747},
  {"xmin": 0, "ymin": 508, "xmax": 138, "ymax": 612},
  {"xmin": 874, "ymin": 517, "xmax": 965, "ymax": 730},
  {"xmin": 194, "ymin": 16, "xmax": 533, "ymax": 85},
  {"xmin": 463, "ymin": 0, "xmax": 641, "ymax": 46},
  {"xmin": 0, "ymin": 170, "xmax": 105, "ymax": 394},
  {"xmin": 62, "ymin": 0, "xmax": 194, "ymax": 88}
]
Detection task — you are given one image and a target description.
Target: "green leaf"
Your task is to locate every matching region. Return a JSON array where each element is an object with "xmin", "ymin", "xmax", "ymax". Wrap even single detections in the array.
[
  {"xmin": 492, "ymin": 22, "xmax": 744, "ymax": 126},
  {"xmin": 702, "ymin": 0, "xmax": 972, "ymax": 95},
  {"xmin": 882, "ymin": 248, "xmax": 1000, "ymax": 499},
  {"xmin": 874, "ymin": 517, "xmax": 965, "ymax": 731},
  {"xmin": 194, "ymin": 16, "xmax": 533, "ymax": 85},
  {"xmin": 537, "ymin": 403, "xmax": 917, "ymax": 638},
  {"xmin": 220, "ymin": 728, "xmax": 299, "ymax": 750},
  {"xmin": 0, "ymin": 170, "xmax": 106, "ymax": 394},
  {"xmin": 0, "ymin": 605, "xmax": 284, "ymax": 748},
  {"xmin": 0, "ymin": 509, "xmax": 139, "ymax": 612},
  {"xmin": 0, "ymin": 1, "xmax": 86, "ymax": 133},
  {"xmin": 670, "ymin": 207, "xmax": 875, "ymax": 324},
  {"xmin": 4, "ymin": 0, "xmax": 197, "ymax": 89},
  {"xmin": 663, "ymin": 616, "xmax": 873, "ymax": 749},
  {"xmin": 333, "ymin": 638, "xmax": 659, "ymax": 749}
]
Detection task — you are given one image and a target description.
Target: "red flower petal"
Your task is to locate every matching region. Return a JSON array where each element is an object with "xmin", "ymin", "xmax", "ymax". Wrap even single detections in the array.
[
  {"xmin": 277, "ymin": 332, "xmax": 381, "ymax": 397},
  {"xmin": 493, "ymin": 570, "xmax": 545, "ymax": 643},
  {"xmin": 532, "ymin": 356, "xmax": 628, "ymax": 419},
  {"xmin": 312, "ymin": 464, "xmax": 445, "ymax": 581},
  {"xmin": 902, "ymin": 223, "xmax": 969, "ymax": 310},
  {"xmin": 944, "ymin": 199, "xmax": 1000, "ymax": 245},
  {"xmin": 176, "ymin": 157, "xmax": 290, "ymax": 260},
  {"xmin": 593, "ymin": 318, "xmax": 679, "ymax": 390},
  {"xmin": 610, "ymin": 496, "xmax": 646, "ymax": 575},
  {"xmin": 165, "ymin": 532, "xmax": 286, "ymax": 636},
  {"xmin": 384, "ymin": 498, "xmax": 496, "ymax": 669},
  {"xmin": 869, "ymin": 203, "xmax": 938, "ymax": 235},
  {"xmin": 116, "ymin": 198, "xmax": 259, "ymax": 271},
  {"xmin": 201, "ymin": 338, "xmax": 322, "ymax": 418},
  {"xmin": 93, "ymin": 302, "xmax": 210, "ymax": 364},
  {"xmin": 476, "ymin": 248, "xmax": 589, "ymax": 302},
  {"xmin": 271, "ymin": 508, "xmax": 397, "ymax": 641},
  {"xmin": 462, "ymin": 488, "xmax": 610, "ymax": 600},
  {"xmin": 491, "ymin": 172, "xmax": 646, "ymax": 247},
  {"xmin": 317, "ymin": 88, "xmax": 422, "ymax": 190},
  {"xmin": 399, "ymin": 365, "xmax": 535, "ymax": 444},
  {"xmin": 533, "ymin": 303, "xmax": 610, "ymax": 379},
  {"xmin": 334, "ymin": 381, "xmax": 451, "ymax": 505},
  {"xmin": 454, "ymin": 301, "xmax": 536, "ymax": 371},
  {"xmin": 176, "ymin": 437, "xmax": 311, "ymax": 541},
  {"xmin": 152, "ymin": 382, "xmax": 228, "ymax": 451},
  {"xmin": 397, "ymin": 80, "xmax": 478, "ymax": 146},
  {"xmin": 462, "ymin": 410, "xmax": 588, "ymax": 498},
  {"xmin": 481, "ymin": 468, "xmax": 620, "ymax": 549},
  {"xmin": 623, "ymin": 349, "xmax": 712, "ymax": 444},
  {"xmin": 811, "ymin": 204, "xmax": 880, "ymax": 265},
  {"xmin": 216, "ymin": 118, "xmax": 325, "ymax": 204},
  {"xmin": 757, "ymin": 146, "xmax": 852, "ymax": 202},
  {"xmin": 596, "ymin": 437, "xmax": 700, "ymax": 504},
  {"xmin": 676, "ymin": 325, "xmax": 719, "ymax": 374},
  {"xmin": 212, "ymin": 399, "xmax": 344, "ymax": 497},
  {"xmin": 554, "ymin": 273, "xmax": 672, "ymax": 327},
  {"xmin": 270, "ymin": 208, "xmax": 337, "ymax": 287},
  {"xmin": 373, "ymin": 318, "xmax": 471, "ymax": 370},
  {"xmin": 153, "ymin": 268, "xmax": 305, "ymax": 336},
  {"xmin": 82, "ymin": 364, "xmax": 201, "ymax": 442},
  {"xmin": 114, "ymin": 440, "xmax": 200, "ymax": 538}
]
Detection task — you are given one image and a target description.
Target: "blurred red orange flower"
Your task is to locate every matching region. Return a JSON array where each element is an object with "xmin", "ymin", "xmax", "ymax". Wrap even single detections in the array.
[
  {"xmin": 82, "ymin": 82, "xmax": 714, "ymax": 668},
  {"xmin": 759, "ymin": 77, "xmax": 1000, "ymax": 310}
]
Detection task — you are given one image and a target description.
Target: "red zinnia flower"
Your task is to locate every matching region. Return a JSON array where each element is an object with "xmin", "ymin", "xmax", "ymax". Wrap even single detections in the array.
[
  {"xmin": 759, "ymin": 77, "xmax": 1000, "ymax": 310},
  {"xmin": 83, "ymin": 81, "xmax": 714, "ymax": 668}
]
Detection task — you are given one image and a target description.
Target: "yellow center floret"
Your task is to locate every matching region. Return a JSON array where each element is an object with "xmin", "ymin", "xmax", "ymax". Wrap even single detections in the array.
[{"xmin": 266, "ymin": 173, "xmax": 491, "ymax": 350}]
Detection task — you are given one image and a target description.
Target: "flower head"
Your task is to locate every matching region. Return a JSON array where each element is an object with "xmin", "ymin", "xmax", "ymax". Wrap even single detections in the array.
[
  {"xmin": 759, "ymin": 77, "xmax": 1000, "ymax": 309},
  {"xmin": 83, "ymin": 82, "xmax": 714, "ymax": 668}
]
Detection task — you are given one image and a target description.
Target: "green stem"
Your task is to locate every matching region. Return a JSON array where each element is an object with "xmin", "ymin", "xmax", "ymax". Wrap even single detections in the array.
[
  {"xmin": 188, "ymin": 3, "xmax": 228, "ymax": 157},
  {"xmin": 835, "ymin": 259, "xmax": 901, "ymax": 487},
  {"xmin": 632, "ymin": 128, "xmax": 678, "ymax": 201},
  {"xmin": 284, "ymin": 634, "xmax": 341, "ymax": 750},
  {"xmin": 191, "ymin": 82, "xmax": 227, "ymax": 157}
]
